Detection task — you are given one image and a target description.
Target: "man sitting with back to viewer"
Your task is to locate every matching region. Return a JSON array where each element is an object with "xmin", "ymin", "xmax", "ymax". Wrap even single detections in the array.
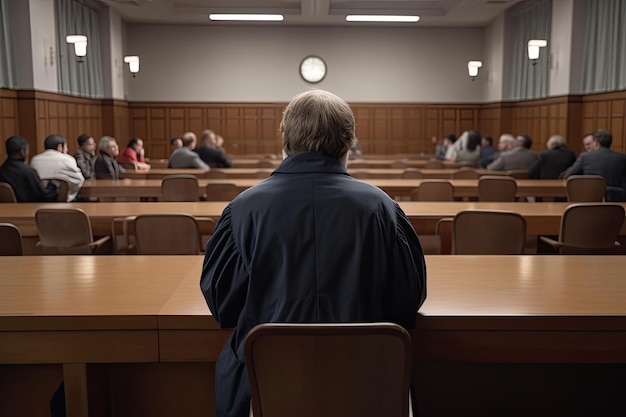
[
  {"xmin": 0, "ymin": 136, "xmax": 57, "ymax": 202},
  {"xmin": 94, "ymin": 136, "xmax": 125, "ymax": 179},
  {"xmin": 564, "ymin": 129, "xmax": 626, "ymax": 201},
  {"xmin": 30, "ymin": 134, "xmax": 84, "ymax": 202},
  {"xmin": 74, "ymin": 134, "xmax": 97, "ymax": 179},
  {"xmin": 200, "ymin": 89, "xmax": 427, "ymax": 417},
  {"xmin": 528, "ymin": 135, "xmax": 576, "ymax": 179},
  {"xmin": 168, "ymin": 132, "xmax": 209, "ymax": 169},
  {"xmin": 487, "ymin": 133, "xmax": 539, "ymax": 171},
  {"xmin": 194, "ymin": 129, "xmax": 232, "ymax": 168}
]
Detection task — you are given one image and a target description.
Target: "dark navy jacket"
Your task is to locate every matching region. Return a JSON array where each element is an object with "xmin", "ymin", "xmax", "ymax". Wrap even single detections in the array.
[{"xmin": 200, "ymin": 152, "xmax": 427, "ymax": 417}]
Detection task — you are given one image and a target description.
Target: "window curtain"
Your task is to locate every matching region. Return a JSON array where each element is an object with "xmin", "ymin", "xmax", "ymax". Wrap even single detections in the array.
[
  {"xmin": 55, "ymin": 0, "xmax": 103, "ymax": 98},
  {"xmin": 506, "ymin": 0, "xmax": 552, "ymax": 100},
  {"xmin": 0, "ymin": 0, "xmax": 16, "ymax": 89},
  {"xmin": 582, "ymin": 0, "xmax": 626, "ymax": 93}
]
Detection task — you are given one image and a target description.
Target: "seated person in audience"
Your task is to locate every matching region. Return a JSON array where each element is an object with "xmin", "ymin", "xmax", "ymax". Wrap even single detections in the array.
[
  {"xmin": 194, "ymin": 129, "xmax": 233, "ymax": 168},
  {"xmin": 170, "ymin": 137, "xmax": 183, "ymax": 154},
  {"xmin": 94, "ymin": 136, "xmax": 125, "ymax": 179},
  {"xmin": 528, "ymin": 135, "xmax": 576, "ymax": 179},
  {"xmin": 477, "ymin": 134, "xmax": 497, "ymax": 168},
  {"xmin": 30, "ymin": 134, "xmax": 84, "ymax": 202},
  {"xmin": 487, "ymin": 133, "xmax": 539, "ymax": 171},
  {"xmin": 74, "ymin": 134, "xmax": 97, "ymax": 179},
  {"xmin": 168, "ymin": 132, "xmax": 209, "ymax": 169},
  {"xmin": 432, "ymin": 133, "xmax": 456, "ymax": 160},
  {"xmin": 117, "ymin": 137, "xmax": 151, "ymax": 171},
  {"xmin": 519, "ymin": 134, "xmax": 534, "ymax": 150},
  {"xmin": 564, "ymin": 129, "xmax": 626, "ymax": 201},
  {"xmin": 348, "ymin": 142, "xmax": 364, "ymax": 160},
  {"xmin": 454, "ymin": 130, "xmax": 481, "ymax": 164},
  {"xmin": 0, "ymin": 136, "xmax": 57, "ymax": 202},
  {"xmin": 581, "ymin": 132, "xmax": 599, "ymax": 153},
  {"xmin": 200, "ymin": 89, "xmax": 427, "ymax": 417}
]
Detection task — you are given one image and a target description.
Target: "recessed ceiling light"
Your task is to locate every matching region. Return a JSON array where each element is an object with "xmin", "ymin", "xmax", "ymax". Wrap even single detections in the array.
[
  {"xmin": 209, "ymin": 14, "xmax": 284, "ymax": 21},
  {"xmin": 346, "ymin": 15, "xmax": 420, "ymax": 23}
]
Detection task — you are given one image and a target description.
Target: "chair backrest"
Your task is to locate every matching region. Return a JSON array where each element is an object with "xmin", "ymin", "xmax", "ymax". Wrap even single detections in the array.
[
  {"xmin": 423, "ymin": 160, "xmax": 445, "ymax": 169},
  {"xmin": 119, "ymin": 161, "xmax": 138, "ymax": 171},
  {"xmin": 402, "ymin": 168, "xmax": 423, "ymax": 179},
  {"xmin": 0, "ymin": 182, "xmax": 17, "ymax": 203},
  {"xmin": 453, "ymin": 209, "xmax": 527, "ymax": 254},
  {"xmin": 410, "ymin": 180, "xmax": 454, "ymax": 201},
  {"xmin": 0, "ymin": 223, "xmax": 23, "ymax": 255},
  {"xmin": 205, "ymin": 183, "xmax": 240, "ymax": 201},
  {"xmin": 451, "ymin": 169, "xmax": 479, "ymax": 179},
  {"xmin": 566, "ymin": 175, "xmax": 606, "ymax": 202},
  {"xmin": 390, "ymin": 160, "xmax": 408, "ymax": 169},
  {"xmin": 245, "ymin": 323, "xmax": 412, "ymax": 417},
  {"xmin": 161, "ymin": 174, "xmax": 199, "ymax": 201},
  {"xmin": 54, "ymin": 179, "xmax": 69, "ymax": 202},
  {"xmin": 256, "ymin": 160, "xmax": 274, "ymax": 168},
  {"xmin": 351, "ymin": 170, "xmax": 372, "ymax": 179},
  {"xmin": 505, "ymin": 170, "xmax": 529, "ymax": 179},
  {"xmin": 35, "ymin": 208, "xmax": 97, "ymax": 254},
  {"xmin": 557, "ymin": 203, "xmax": 625, "ymax": 253},
  {"xmin": 133, "ymin": 214, "xmax": 202, "ymax": 254},
  {"xmin": 478, "ymin": 176, "xmax": 517, "ymax": 202},
  {"xmin": 203, "ymin": 170, "xmax": 228, "ymax": 179}
]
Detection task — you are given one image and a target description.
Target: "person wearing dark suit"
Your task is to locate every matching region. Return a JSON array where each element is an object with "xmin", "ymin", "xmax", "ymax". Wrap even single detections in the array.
[
  {"xmin": 477, "ymin": 135, "xmax": 498, "ymax": 168},
  {"xmin": 94, "ymin": 136, "xmax": 125, "ymax": 179},
  {"xmin": 564, "ymin": 129, "xmax": 626, "ymax": 201},
  {"xmin": 487, "ymin": 134, "xmax": 539, "ymax": 171},
  {"xmin": 200, "ymin": 89, "xmax": 427, "ymax": 417},
  {"xmin": 0, "ymin": 136, "xmax": 57, "ymax": 202},
  {"xmin": 194, "ymin": 129, "xmax": 233, "ymax": 168},
  {"xmin": 529, "ymin": 135, "xmax": 576, "ymax": 179}
]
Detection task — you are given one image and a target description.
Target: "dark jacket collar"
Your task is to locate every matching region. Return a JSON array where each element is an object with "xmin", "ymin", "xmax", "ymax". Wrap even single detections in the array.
[{"xmin": 273, "ymin": 152, "xmax": 349, "ymax": 175}]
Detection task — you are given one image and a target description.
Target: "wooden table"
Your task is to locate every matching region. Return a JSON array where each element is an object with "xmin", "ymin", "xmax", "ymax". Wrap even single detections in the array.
[
  {"xmin": 2, "ymin": 255, "xmax": 626, "ymax": 416},
  {"xmin": 76, "ymin": 178, "xmax": 568, "ymax": 200},
  {"xmin": 3, "ymin": 201, "xmax": 626, "ymax": 238}
]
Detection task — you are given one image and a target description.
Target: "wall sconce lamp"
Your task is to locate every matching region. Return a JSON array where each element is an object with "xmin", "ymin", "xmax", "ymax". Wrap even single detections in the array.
[
  {"xmin": 124, "ymin": 56, "xmax": 140, "ymax": 77},
  {"xmin": 528, "ymin": 39, "xmax": 547, "ymax": 64},
  {"xmin": 467, "ymin": 61, "xmax": 482, "ymax": 80},
  {"xmin": 66, "ymin": 35, "xmax": 87, "ymax": 62}
]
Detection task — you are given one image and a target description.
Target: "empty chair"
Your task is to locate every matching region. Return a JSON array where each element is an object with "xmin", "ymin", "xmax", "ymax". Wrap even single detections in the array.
[
  {"xmin": 402, "ymin": 168, "xmax": 423, "ymax": 179},
  {"xmin": 161, "ymin": 174, "xmax": 199, "ymax": 201},
  {"xmin": 410, "ymin": 180, "xmax": 454, "ymax": 201},
  {"xmin": 539, "ymin": 203, "xmax": 625, "ymax": 254},
  {"xmin": 133, "ymin": 214, "xmax": 205, "ymax": 254},
  {"xmin": 451, "ymin": 169, "xmax": 479, "ymax": 179},
  {"xmin": 205, "ymin": 183, "xmax": 240, "ymax": 201},
  {"xmin": 453, "ymin": 209, "xmax": 527, "ymax": 254},
  {"xmin": 0, "ymin": 182, "xmax": 17, "ymax": 203},
  {"xmin": 478, "ymin": 175, "xmax": 517, "ymax": 202},
  {"xmin": 566, "ymin": 175, "xmax": 606, "ymax": 202},
  {"xmin": 245, "ymin": 323, "xmax": 412, "ymax": 417},
  {"xmin": 423, "ymin": 160, "xmax": 445, "ymax": 169},
  {"xmin": 0, "ymin": 223, "xmax": 23, "ymax": 255},
  {"xmin": 390, "ymin": 160, "xmax": 408, "ymax": 169},
  {"xmin": 35, "ymin": 208, "xmax": 110, "ymax": 254}
]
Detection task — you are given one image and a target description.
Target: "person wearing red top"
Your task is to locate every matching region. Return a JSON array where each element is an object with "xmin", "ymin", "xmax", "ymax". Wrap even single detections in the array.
[{"xmin": 117, "ymin": 137, "xmax": 150, "ymax": 171}]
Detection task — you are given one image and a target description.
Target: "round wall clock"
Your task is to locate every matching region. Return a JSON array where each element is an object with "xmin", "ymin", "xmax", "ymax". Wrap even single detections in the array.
[{"xmin": 299, "ymin": 55, "xmax": 327, "ymax": 83}]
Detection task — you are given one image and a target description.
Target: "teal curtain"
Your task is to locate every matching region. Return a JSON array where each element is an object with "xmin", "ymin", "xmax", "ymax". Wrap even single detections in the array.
[
  {"xmin": 55, "ymin": 0, "xmax": 104, "ymax": 98},
  {"xmin": 506, "ymin": 0, "xmax": 552, "ymax": 100},
  {"xmin": 0, "ymin": 0, "xmax": 16, "ymax": 89},
  {"xmin": 582, "ymin": 0, "xmax": 626, "ymax": 93}
]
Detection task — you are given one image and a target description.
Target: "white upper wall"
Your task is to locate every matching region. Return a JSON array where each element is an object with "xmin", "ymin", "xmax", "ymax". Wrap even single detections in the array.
[
  {"xmin": 100, "ymin": 6, "xmax": 126, "ymax": 100},
  {"xmin": 483, "ymin": 14, "xmax": 505, "ymax": 102},
  {"xmin": 124, "ymin": 25, "xmax": 484, "ymax": 103}
]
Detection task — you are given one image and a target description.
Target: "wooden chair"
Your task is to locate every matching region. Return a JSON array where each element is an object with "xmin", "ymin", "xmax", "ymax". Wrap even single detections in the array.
[
  {"xmin": 390, "ymin": 160, "xmax": 408, "ymax": 169},
  {"xmin": 351, "ymin": 170, "xmax": 372, "ymax": 179},
  {"xmin": 423, "ymin": 160, "xmax": 445, "ymax": 169},
  {"xmin": 205, "ymin": 183, "xmax": 240, "ymax": 201},
  {"xmin": 161, "ymin": 174, "xmax": 199, "ymax": 201},
  {"xmin": 133, "ymin": 214, "xmax": 207, "ymax": 254},
  {"xmin": 451, "ymin": 169, "xmax": 479, "ymax": 179},
  {"xmin": 539, "ymin": 203, "xmax": 626, "ymax": 254},
  {"xmin": 505, "ymin": 170, "xmax": 529, "ymax": 179},
  {"xmin": 0, "ymin": 223, "xmax": 23, "ymax": 255},
  {"xmin": 410, "ymin": 180, "xmax": 454, "ymax": 201},
  {"xmin": 402, "ymin": 168, "xmax": 423, "ymax": 179},
  {"xmin": 245, "ymin": 322, "xmax": 412, "ymax": 417},
  {"xmin": 0, "ymin": 182, "xmax": 17, "ymax": 203},
  {"xmin": 566, "ymin": 175, "xmax": 606, "ymax": 202},
  {"xmin": 119, "ymin": 161, "xmax": 138, "ymax": 171},
  {"xmin": 478, "ymin": 176, "xmax": 517, "ymax": 202},
  {"xmin": 256, "ymin": 160, "xmax": 274, "ymax": 168},
  {"xmin": 35, "ymin": 208, "xmax": 111, "ymax": 254},
  {"xmin": 54, "ymin": 179, "xmax": 69, "ymax": 202},
  {"xmin": 453, "ymin": 210, "xmax": 527, "ymax": 254}
]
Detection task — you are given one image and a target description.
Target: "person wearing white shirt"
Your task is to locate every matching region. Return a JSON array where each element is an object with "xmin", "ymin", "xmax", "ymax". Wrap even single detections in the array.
[{"xmin": 30, "ymin": 134, "xmax": 85, "ymax": 202}]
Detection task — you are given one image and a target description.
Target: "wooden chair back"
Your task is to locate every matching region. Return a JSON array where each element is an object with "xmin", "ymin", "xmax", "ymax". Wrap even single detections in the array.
[
  {"xmin": 453, "ymin": 210, "xmax": 527, "ymax": 254},
  {"xmin": 161, "ymin": 174, "xmax": 199, "ymax": 201},
  {"xmin": 0, "ymin": 223, "xmax": 23, "ymax": 255},
  {"xmin": 0, "ymin": 182, "xmax": 17, "ymax": 203},
  {"xmin": 410, "ymin": 180, "xmax": 454, "ymax": 201},
  {"xmin": 133, "ymin": 214, "xmax": 204, "ymax": 255},
  {"xmin": 478, "ymin": 176, "xmax": 517, "ymax": 202},
  {"xmin": 205, "ymin": 183, "xmax": 240, "ymax": 201},
  {"xmin": 245, "ymin": 323, "xmax": 412, "ymax": 417},
  {"xmin": 566, "ymin": 175, "xmax": 606, "ymax": 202},
  {"xmin": 35, "ymin": 208, "xmax": 110, "ymax": 254}
]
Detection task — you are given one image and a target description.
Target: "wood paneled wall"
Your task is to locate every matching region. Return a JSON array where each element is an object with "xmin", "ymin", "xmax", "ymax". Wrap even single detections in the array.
[{"xmin": 2, "ymin": 88, "xmax": 625, "ymax": 161}]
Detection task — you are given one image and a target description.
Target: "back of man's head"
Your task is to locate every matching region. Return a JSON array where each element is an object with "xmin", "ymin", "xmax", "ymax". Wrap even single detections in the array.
[
  {"xmin": 499, "ymin": 134, "xmax": 516, "ymax": 150},
  {"xmin": 5, "ymin": 136, "xmax": 29, "ymax": 158},
  {"xmin": 201, "ymin": 130, "xmax": 216, "ymax": 146},
  {"xmin": 280, "ymin": 89, "xmax": 355, "ymax": 160},
  {"xmin": 593, "ymin": 129, "xmax": 612, "ymax": 148},
  {"xmin": 517, "ymin": 134, "xmax": 532, "ymax": 149},
  {"xmin": 44, "ymin": 134, "xmax": 67, "ymax": 151},
  {"xmin": 182, "ymin": 132, "xmax": 196, "ymax": 148}
]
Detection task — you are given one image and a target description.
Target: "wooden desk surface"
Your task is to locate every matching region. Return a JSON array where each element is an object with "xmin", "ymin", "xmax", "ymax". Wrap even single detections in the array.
[
  {"xmin": 77, "ymin": 178, "xmax": 568, "ymax": 199},
  {"xmin": 3, "ymin": 201, "xmax": 626, "ymax": 237}
]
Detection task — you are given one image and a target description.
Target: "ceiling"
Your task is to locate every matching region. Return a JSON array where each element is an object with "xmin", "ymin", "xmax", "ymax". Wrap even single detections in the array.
[{"xmin": 99, "ymin": 0, "xmax": 523, "ymax": 27}]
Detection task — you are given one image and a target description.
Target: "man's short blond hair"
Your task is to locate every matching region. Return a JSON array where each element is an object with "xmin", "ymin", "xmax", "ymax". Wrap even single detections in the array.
[
  {"xmin": 280, "ymin": 89, "xmax": 355, "ymax": 160},
  {"xmin": 182, "ymin": 132, "xmax": 197, "ymax": 147}
]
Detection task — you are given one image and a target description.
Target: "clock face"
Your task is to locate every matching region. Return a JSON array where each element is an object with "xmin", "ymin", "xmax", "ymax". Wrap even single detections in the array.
[{"xmin": 300, "ymin": 55, "xmax": 327, "ymax": 83}]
